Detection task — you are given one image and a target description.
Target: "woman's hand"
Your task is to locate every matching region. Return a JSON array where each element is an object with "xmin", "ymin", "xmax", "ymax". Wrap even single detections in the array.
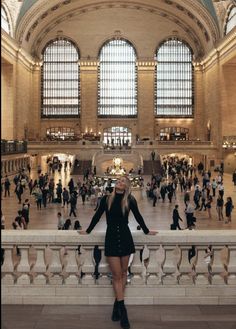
[
  {"xmin": 147, "ymin": 230, "xmax": 158, "ymax": 235},
  {"xmin": 78, "ymin": 230, "xmax": 88, "ymax": 235}
]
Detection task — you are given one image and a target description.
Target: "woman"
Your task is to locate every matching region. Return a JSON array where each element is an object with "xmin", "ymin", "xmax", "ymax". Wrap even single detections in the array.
[{"xmin": 79, "ymin": 176, "xmax": 157, "ymax": 329}]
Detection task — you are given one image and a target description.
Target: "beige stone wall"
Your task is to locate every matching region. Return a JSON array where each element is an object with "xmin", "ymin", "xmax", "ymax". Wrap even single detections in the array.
[
  {"xmin": 1, "ymin": 62, "xmax": 14, "ymax": 139},
  {"xmin": 221, "ymin": 64, "xmax": 236, "ymax": 137}
]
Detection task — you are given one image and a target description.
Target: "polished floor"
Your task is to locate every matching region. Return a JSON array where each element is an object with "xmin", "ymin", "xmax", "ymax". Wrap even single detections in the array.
[
  {"xmin": 2, "ymin": 305, "xmax": 236, "ymax": 329},
  {"xmin": 1, "ymin": 166, "xmax": 236, "ymax": 231},
  {"xmin": 1, "ymin": 168, "xmax": 236, "ymax": 231}
]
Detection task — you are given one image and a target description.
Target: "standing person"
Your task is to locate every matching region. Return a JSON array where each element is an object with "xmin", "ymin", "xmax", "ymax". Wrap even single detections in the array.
[
  {"xmin": 211, "ymin": 179, "xmax": 217, "ymax": 197},
  {"xmin": 225, "ymin": 197, "xmax": 234, "ymax": 223},
  {"xmin": 33, "ymin": 185, "xmax": 43, "ymax": 210},
  {"xmin": 57, "ymin": 212, "xmax": 65, "ymax": 230},
  {"xmin": 15, "ymin": 181, "xmax": 23, "ymax": 204},
  {"xmin": 172, "ymin": 205, "xmax": 183, "ymax": 230},
  {"xmin": 22, "ymin": 199, "xmax": 30, "ymax": 228},
  {"xmin": 62, "ymin": 188, "xmax": 70, "ymax": 208},
  {"xmin": 80, "ymin": 184, "xmax": 87, "ymax": 205},
  {"xmin": 185, "ymin": 201, "xmax": 195, "ymax": 228},
  {"xmin": 79, "ymin": 176, "xmax": 157, "ymax": 329},
  {"xmin": 4, "ymin": 175, "xmax": 11, "ymax": 197},
  {"xmin": 69, "ymin": 191, "xmax": 77, "ymax": 217},
  {"xmin": 232, "ymin": 170, "xmax": 236, "ymax": 186},
  {"xmin": 216, "ymin": 195, "xmax": 224, "ymax": 221},
  {"xmin": 206, "ymin": 195, "xmax": 213, "ymax": 219}
]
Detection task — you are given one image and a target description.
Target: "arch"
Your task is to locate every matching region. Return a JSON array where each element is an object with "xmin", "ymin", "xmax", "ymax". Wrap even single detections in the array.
[
  {"xmin": 224, "ymin": 5, "xmax": 236, "ymax": 36},
  {"xmin": 1, "ymin": 4, "xmax": 12, "ymax": 36},
  {"xmin": 98, "ymin": 38, "xmax": 137, "ymax": 117},
  {"xmin": 41, "ymin": 37, "xmax": 80, "ymax": 118},
  {"xmin": 155, "ymin": 37, "xmax": 194, "ymax": 117}
]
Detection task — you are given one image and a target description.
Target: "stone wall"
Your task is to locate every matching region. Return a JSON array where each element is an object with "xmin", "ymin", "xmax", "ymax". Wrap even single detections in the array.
[{"xmin": 2, "ymin": 230, "xmax": 236, "ymax": 305}]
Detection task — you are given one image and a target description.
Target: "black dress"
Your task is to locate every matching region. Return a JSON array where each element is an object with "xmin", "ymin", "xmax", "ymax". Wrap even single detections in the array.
[{"xmin": 86, "ymin": 193, "xmax": 149, "ymax": 257}]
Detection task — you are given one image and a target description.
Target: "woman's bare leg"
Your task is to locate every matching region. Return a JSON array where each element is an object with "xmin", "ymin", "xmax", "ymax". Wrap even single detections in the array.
[{"xmin": 107, "ymin": 256, "xmax": 129, "ymax": 300}]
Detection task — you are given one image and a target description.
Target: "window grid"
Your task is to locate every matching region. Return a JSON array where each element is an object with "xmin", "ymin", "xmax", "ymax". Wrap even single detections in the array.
[
  {"xmin": 155, "ymin": 39, "xmax": 194, "ymax": 117},
  {"xmin": 41, "ymin": 38, "xmax": 80, "ymax": 118},
  {"xmin": 225, "ymin": 6, "xmax": 236, "ymax": 35},
  {"xmin": 103, "ymin": 127, "xmax": 132, "ymax": 145},
  {"xmin": 98, "ymin": 39, "xmax": 137, "ymax": 117},
  {"xmin": 1, "ymin": 6, "xmax": 11, "ymax": 35}
]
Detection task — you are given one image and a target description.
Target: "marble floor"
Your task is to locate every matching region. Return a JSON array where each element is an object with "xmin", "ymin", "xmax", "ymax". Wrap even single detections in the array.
[
  {"xmin": 2, "ymin": 305, "xmax": 236, "ymax": 329},
  {"xmin": 1, "ymin": 168, "xmax": 236, "ymax": 231}
]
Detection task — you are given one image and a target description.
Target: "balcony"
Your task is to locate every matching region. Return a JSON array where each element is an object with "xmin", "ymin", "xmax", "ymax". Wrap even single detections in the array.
[
  {"xmin": 1, "ymin": 140, "xmax": 27, "ymax": 155},
  {"xmin": 2, "ymin": 230, "xmax": 236, "ymax": 305}
]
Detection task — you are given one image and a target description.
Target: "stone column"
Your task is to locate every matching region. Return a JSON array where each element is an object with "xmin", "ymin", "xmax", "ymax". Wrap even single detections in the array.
[
  {"xmin": 79, "ymin": 60, "xmax": 99, "ymax": 135},
  {"xmin": 137, "ymin": 60, "xmax": 156, "ymax": 140}
]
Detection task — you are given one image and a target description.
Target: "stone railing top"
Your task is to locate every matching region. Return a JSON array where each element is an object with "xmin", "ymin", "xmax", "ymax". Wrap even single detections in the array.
[{"xmin": 2, "ymin": 230, "xmax": 236, "ymax": 246}]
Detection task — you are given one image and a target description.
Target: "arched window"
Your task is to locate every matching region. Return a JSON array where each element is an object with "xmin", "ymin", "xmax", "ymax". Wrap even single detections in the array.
[
  {"xmin": 41, "ymin": 38, "xmax": 80, "ymax": 117},
  {"xmin": 155, "ymin": 38, "xmax": 194, "ymax": 117},
  {"xmin": 1, "ymin": 5, "xmax": 11, "ymax": 35},
  {"xmin": 225, "ymin": 6, "xmax": 236, "ymax": 35},
  {"xmin": 98, "ymin": 39, "xmax": 137, "ymax": 117}
]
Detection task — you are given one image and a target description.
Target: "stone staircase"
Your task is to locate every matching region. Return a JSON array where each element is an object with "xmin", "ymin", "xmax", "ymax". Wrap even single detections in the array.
[
  {"xmin": 71, "ymin": 160, "xmax": 92, "ymax": 175},
  {"xmin": 143, "ymin": 160, "xmax": 162, "ymax": 175}
]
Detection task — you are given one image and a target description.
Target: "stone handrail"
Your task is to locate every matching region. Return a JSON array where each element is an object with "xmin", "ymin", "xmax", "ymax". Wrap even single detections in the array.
[{"xmin": 2, "ymin": 230, "xmax": 236, "ymax": 305}]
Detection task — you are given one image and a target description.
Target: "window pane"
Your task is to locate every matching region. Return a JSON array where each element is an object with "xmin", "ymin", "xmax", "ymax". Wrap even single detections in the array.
[
  {"xmin": 155, "ymin": 39, "xmax": 194, "ymax": 117},
  {"xmin": 41, "ymin": 39, "xmax": 80, "ymax": 117},
  {"xmin": 98, "ymin": 39, "xmax": 137, "ymax": 117},
  {"xmin": 225, "ymin": 6, "xmax": 236, "ymax": 35}
]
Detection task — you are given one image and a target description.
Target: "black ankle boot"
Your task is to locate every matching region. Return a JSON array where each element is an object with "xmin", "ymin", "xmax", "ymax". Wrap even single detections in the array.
[
  {"xmin": 118, "ymin": 301, "xmax": 130, "ymax": 329},
  {"xmin": 111, "ymin": 299, "xmax": 120, "ymax": 321}
]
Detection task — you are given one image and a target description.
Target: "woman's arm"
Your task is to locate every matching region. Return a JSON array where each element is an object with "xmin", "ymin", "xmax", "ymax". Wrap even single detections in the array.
[
  {"xmin": 129, "ymin": 195, "xmax": 149, "ymax": 234},
  {"xmin": 85, "ymin": 196, "xmax": 107, "ymax": 233}
]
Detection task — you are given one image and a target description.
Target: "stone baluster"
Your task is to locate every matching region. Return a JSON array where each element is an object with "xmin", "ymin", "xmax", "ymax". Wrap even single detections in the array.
[
  {"xmin": 47, "ymin": 246, "xmax": 63, "ymax": 285},
  {"xmin": 178, "ymin": 246, "xmax": 195, "ymax": 285},
  {"xmin": 64, "ymin": 247, "xmax": 80, "ymax": 285},
  {"xmin": 81, "ymin": 246, "xmax": 95, "ymax": 284},
  {"xmin": 162, "ymin": 245, "xmax": 180, "ymax": 285},
  {"xmin": 195, "ymin": 246, "xmax": 211, "ymax": 285},
  {"xmin": 16, "ymin": 246, "xmax": 31, "ymax": 285},
  {"xmin": 1, "ymin": 247, "xmax": 14, "ymax": 284},
  {"xmin": 130, "ymin": 247, "xmax": 144, "ymax": 285},
  {"xmin": 227, "ymin": 246, "xmax": 236, "ymax": 285},
  {"xmin": 97, "ymin": 247, "xmax": 110, "ymax": 284},
  {"xmin": 211, "ymin": 246, "xmax": 225, "ymax": 284},
  {"xmin": 146, "ymin": 246, "xmax": 160, "ymax": 285},
  {"xmin": 32, "ymin": 246, "xmax": 47, "ymax": 285}
]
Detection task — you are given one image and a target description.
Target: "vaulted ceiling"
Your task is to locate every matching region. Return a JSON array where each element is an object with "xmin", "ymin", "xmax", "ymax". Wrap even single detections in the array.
[{"xmin": 14, "ymin": 0, "xmax": 222, "ymax": 59}]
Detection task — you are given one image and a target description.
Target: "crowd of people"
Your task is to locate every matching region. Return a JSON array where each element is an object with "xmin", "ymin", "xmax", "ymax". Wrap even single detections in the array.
[
  {"xmin": 145, "ymin": 156, "xmax": 234, "ymax": 229},
  {"xmin": 1, "ymin": 157, "xmax": 235, "ymax": 232}
]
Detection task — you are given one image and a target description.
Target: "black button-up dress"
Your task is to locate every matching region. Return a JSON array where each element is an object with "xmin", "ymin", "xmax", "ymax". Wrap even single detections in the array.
[{"xmin": 86, "ymin": 193, "xmax": 149, "ymax": 257}]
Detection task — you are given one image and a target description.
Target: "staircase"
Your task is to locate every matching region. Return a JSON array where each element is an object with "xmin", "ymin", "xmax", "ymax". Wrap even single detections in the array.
[
  {"xmin": 143, "ymin": 160, "xmax": 162, "ymax": 175},
  {"xmin": 71, "ymin": 160, "xmax": 92, "ymax": 175}
]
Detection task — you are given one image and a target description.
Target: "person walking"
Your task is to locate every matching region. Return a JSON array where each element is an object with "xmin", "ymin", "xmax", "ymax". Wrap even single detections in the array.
[
  {"xmin": 79, "ymin": 176, "xmax": 157, "ymax": 329},
  {"xmin": 172, "ymin": 205, "xmax": 183, "ymax": 230}
]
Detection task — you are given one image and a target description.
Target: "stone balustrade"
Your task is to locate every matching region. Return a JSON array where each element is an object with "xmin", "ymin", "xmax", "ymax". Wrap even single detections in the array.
[{"xmin": 2, "ymin": 230, "xmax": 236, "ymax": 305}]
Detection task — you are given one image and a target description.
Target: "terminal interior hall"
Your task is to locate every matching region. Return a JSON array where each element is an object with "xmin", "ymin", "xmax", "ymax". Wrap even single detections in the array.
[{"xmin": 1, "ymin": 0, "xmax": 236, "ymax": 328}]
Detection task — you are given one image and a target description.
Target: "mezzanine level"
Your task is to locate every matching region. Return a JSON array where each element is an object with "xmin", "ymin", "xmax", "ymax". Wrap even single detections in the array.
[{"xmin": 2, "ymin": 230, "xmax": 236, "ymax": 305}]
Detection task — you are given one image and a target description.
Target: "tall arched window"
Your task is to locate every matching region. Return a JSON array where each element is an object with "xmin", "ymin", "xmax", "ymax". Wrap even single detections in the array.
[
  {"xmin": 1, "ymin": 5, "xmax": 11, "ymax": 35},
  {"xmin": 98, "ymin": 39, "xmax": 137, "ymax": 117},
  {"xmin": 41, "ymin": 38, "xmax": 80, "ymax": 117},
  {"xmin": 225, "ymin": 6, "xmax": 236, "ymax": 35},
  {"xmin": 155, "ymin": 38, "xmax": 194, "ymax": 117}
]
